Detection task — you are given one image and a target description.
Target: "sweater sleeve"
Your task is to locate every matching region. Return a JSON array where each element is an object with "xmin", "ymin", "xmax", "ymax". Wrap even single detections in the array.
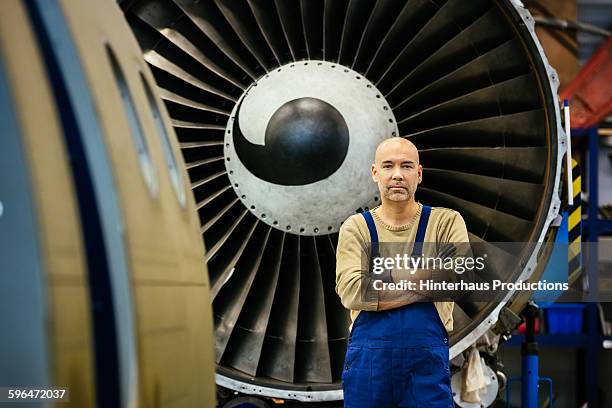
[
  {"xmin": 335, "ymin": 217, "xmax": 378, "ymax": 311},
  {"xmin": 441, "ymin": 210, "xmax": 470, "ymax": 243}
]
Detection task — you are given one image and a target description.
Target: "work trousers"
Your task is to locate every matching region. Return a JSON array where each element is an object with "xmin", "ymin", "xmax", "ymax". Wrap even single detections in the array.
[{"xmin": 342, "ymin": 302, "xmax": 454, "ymax": 408}]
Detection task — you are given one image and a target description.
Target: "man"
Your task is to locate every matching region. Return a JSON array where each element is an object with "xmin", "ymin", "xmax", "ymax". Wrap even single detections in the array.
[{"xmin": 335, "ymin": 137, "xmax": 470, "ymax": 407}]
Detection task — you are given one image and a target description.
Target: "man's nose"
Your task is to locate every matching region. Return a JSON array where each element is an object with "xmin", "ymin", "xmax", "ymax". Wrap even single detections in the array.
[{"xmin": 392, "ymin": 168, "xmax": 404, "ymax": 179}]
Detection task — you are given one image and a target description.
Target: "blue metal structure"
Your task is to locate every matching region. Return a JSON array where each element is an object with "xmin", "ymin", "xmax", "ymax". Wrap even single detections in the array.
[
  {"xmin": 584, "ymin": 127, "xmax": 602, "ymax": 408},
  {"xmin": 504, "ymin": 126, "xmax": 612, "ymax": 407}
]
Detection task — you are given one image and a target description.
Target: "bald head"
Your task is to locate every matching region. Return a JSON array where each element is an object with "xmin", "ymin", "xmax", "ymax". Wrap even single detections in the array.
[
  {"xmin": 371, "ymin": 137, "xmax": 422, "ymax": 203},
  {"xmin": 374, "ymin": 137, "xmax": 419, "ymax": 165}
]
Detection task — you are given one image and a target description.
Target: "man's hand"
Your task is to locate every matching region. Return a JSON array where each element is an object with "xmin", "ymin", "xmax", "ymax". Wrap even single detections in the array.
[{"xmin": 437, "ymin": 243, "xmax": 457, "ymax": 261}]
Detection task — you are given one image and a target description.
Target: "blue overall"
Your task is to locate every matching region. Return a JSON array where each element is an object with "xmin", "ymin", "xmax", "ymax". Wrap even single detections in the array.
[{"xmin": 342, "ymin": 206, "xmax": 454, "ymax": 407}]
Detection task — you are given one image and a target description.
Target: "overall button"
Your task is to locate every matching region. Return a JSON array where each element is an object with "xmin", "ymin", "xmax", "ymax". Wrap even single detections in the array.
[
  {"xmin": 443, "ymin": 337, "xmax": 448, "ymax": 344},
  {"xmin": 345, "ymin": 364, "xmax": 349, "ymax": 370}
]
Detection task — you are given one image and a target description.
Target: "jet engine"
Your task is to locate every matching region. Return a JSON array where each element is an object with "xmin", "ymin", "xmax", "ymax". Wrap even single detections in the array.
[{"xmin": 122, "ymin": 0, "xmax": 564, "ymax": 402}]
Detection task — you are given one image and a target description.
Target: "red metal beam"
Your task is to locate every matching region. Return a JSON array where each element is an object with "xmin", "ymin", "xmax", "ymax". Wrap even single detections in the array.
[{"xmin": 560, "ymin": 37, "xmax": 612, "ymax": 129}]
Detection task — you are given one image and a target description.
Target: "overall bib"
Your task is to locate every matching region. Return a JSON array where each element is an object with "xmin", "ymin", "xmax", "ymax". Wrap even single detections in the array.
[{"xmin": 342, "ymin": 206, "xmax": 454, "ymax": 408}]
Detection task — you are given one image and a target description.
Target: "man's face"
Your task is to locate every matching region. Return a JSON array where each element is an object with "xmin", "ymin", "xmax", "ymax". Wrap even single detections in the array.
[{"xmin": 371, "ymin": 139, "xmax": 422, "ymax": 202}]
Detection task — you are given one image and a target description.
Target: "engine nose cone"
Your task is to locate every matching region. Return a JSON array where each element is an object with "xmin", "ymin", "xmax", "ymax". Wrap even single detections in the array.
[
  {"xmin": 224, "ymin": 61, "xmax": 396, "ymax": 234},
  {"xmin": 234, "ymin": 97, "xmax": 349, "ymax": 185}
]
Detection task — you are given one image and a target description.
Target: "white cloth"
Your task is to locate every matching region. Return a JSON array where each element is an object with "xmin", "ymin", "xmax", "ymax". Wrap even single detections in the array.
[{"xmin": 461, "ymin": 347, "xmax": 486, "ymax": 403}]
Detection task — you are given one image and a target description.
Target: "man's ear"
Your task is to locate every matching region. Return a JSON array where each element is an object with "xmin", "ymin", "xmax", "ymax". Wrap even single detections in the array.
[
  {"xmin": 417, "ymin": 164, "xmax": 423, "ymax": 184},
  {"xmin": 371, "ymin": 163, "xmax": 378, "ymax": 182}
]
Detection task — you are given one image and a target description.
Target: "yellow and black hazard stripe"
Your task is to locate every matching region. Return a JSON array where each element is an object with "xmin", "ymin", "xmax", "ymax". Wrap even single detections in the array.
[{"xmin": 568, "ymin": 159, "xmax": 582, "ymax": 285}]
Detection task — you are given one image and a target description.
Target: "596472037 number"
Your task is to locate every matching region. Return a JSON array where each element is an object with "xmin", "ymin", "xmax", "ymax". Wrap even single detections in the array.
[{"xmin": 1, "ymin": 387, "xmax": 69, "ymax": 402}]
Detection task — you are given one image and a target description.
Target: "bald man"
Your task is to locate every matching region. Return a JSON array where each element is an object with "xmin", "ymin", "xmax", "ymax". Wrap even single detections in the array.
[{"xmin": 336, "ymin": 137, "xmax": 470, "ymax": 408}]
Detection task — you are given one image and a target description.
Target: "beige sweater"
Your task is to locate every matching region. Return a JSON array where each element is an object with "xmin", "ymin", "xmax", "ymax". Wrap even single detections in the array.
[{"xmin": 335, "ymin": 203, "xmax": 470, "ymax": 332}]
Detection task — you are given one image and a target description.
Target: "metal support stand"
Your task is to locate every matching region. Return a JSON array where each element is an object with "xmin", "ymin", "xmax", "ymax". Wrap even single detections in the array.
[{"xmin": 506, "ymin": 303, "xmax": 553, "ymax": 408}]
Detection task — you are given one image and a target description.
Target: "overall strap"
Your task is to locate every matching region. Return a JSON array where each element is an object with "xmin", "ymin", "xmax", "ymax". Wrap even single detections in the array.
[
  {"xmin": 412, "ymin": 205, "xmax": 432, "ymax": 257},
  {"xmin": 361, "ymin": 210, "xmax": 389, "ymax": 282},
  {"xmin": 361, "ymin": 210, "xmax": 379, "ymax": 253}
]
